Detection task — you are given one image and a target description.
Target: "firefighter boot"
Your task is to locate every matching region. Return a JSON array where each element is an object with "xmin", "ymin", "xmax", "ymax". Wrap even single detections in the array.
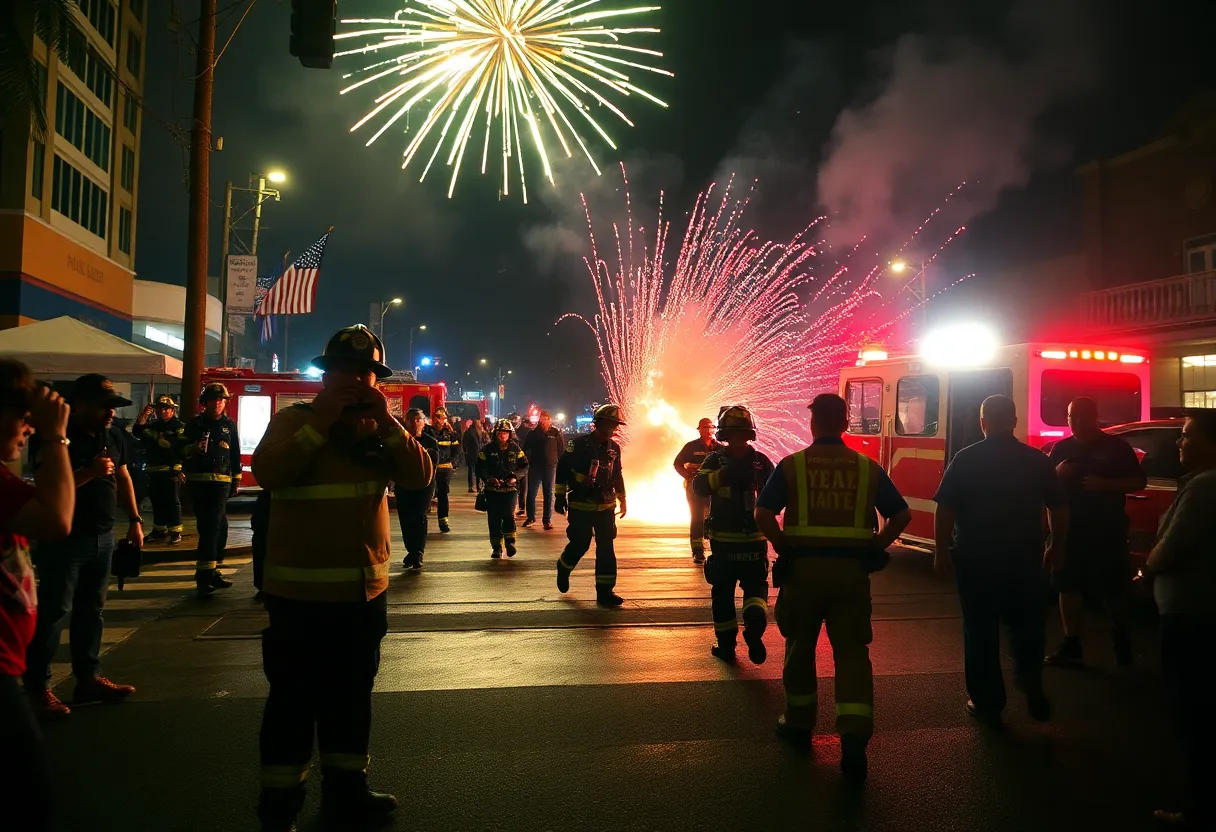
[
  {"xmin": 556, "ymin": 562, "xmax": 571, "ymax": 593},
  {"xmin": 439, "ymin": 518, "xmax": 451, "ymax": 534},
  {"xmin": 710, "ymin": 638, "xmax": 736, "ymax": 664},
  {"xmin": 692, "ymin": 546, "xmax": 705, "ymax": 565},
  {"xmin": 320, "ymin": 772, "xmax": 397, "ymax": 827},
  {"xmin": 257, "ymin": 785, "xmax": 305, "ymax": 832},
  {"xmin": 505, "ymin": 538, "xmax": 517, "ymax": 558},
  {"xmin": 596, "ymin": 590, "xmax": 625, "ymax": 607},
  {"xmin": 742, "ymin": 603, "xmax": 767, "ymax": 665},
  {"xmin": 840, "ymin": 734, "xmax": 868, "ymax": 785},
  {"xmin": 195, "ymin": 569, "xmax": 232, "ymax": 597}
]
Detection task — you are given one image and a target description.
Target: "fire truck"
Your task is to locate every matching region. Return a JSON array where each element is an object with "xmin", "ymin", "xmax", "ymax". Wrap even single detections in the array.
[
  {"xmin": 838, "ymin": 327, "xmax": 1151, "ymax": 546},
  {"xmin": 199, "ymin": 368, "xmax": 446, "ymax": 489}
]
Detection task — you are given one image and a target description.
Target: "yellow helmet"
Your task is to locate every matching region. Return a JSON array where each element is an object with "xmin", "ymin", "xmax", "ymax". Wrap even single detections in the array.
[
  {"xmin": 155, "ymin": 395, "xmax": 178, "ymax": 409},
  {"xmin": 199, "ymin": 382, "xmax": 231, "ymax": 402},
  {"xmin": 494, "ymin": 418, "xmax": 514, "ymax": 434},
  {"xmin": 716, "ymin": 405, "xmax": 756, "ymax": 440},
  {"xmin": 592, "ymin": 403, "xmax": 627, "ymax": 426}
]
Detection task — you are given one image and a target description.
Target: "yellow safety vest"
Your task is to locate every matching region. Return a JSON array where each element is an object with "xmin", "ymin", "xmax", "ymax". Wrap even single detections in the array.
[{"xmin": 781, "ymin": 444, "xmax": 879, "ymax": 548}]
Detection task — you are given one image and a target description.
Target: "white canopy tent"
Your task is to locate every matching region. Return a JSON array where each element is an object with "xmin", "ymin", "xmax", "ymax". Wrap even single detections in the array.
[{"xmin": 0, "ymin": 316, "xmax": 183, "ymax": 383}]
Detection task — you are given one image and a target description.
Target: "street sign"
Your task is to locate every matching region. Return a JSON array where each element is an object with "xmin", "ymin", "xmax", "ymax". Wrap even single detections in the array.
[
  {"xmin": 228, "ymin": 314, "xmax": 246, "ymax": 335},
  {"xmin": 498, "ymin": 384, "xmax": 505, "ymax": 399},
  {"xmin": 226, "ymin": 255, "xmax": 258, "ymax": 314}
]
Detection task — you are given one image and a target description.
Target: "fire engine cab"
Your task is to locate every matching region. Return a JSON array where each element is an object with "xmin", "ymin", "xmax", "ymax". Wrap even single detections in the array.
[
  {"xmin": 199, "ymin": 368, "xmax": 447, "ymax": 489},
  {"xmin": 838, "ymin": 325, "xmax": 1151, "ymax": 546}
]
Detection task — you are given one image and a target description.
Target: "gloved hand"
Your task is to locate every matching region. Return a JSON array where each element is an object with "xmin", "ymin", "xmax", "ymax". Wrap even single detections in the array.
[{"xmin": 554, "ymin": 493, "xmax": 567, "ymax": 515}]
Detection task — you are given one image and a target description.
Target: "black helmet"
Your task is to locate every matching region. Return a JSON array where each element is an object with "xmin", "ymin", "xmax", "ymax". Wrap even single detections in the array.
[
  {"xmin": 592, "ymin": 404, "xmax": 626, "ymax": 425},
  {"xmin": 312, "ymin": 324, "xmax": 391, "ymax": 379},
  {"xmin": 716, "ymin": 405, "xmax": 757, "ymax": 441},
  {"xmin": 199, "ymin": 382, "xmax": 232, "ymax": 402}
]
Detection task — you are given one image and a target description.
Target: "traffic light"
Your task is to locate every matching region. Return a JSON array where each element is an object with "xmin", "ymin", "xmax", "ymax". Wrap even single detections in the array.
[{"xmin": 289, "ymin": 0, "xmax": 337, "ymax": 69}]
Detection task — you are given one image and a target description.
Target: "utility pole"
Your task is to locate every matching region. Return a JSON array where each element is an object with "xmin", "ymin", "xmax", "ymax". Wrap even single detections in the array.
[{"xmin": 182, "ymin": 0, "xmax": 217, "ymax": 416}]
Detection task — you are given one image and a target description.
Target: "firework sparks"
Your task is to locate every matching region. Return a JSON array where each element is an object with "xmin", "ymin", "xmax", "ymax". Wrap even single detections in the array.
[
  {"xmin": 563, "ymin": 167, "xmax": 964, "ymax": 524},
  {"xmin": 335, "ymin": 1, "xmax": 672, "ymax": 202}
]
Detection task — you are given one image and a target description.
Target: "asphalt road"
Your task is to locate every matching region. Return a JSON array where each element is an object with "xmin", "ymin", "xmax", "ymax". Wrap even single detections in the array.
[{"xmin": 43, "ymin": 489, "xmax": 1181, "ymax": 831}]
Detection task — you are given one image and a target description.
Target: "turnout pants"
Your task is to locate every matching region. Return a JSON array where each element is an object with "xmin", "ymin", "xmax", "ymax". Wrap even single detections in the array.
[
  {"xmin": 395, "ymin": 483, "xmax": 435, "ymax": 557},
  {"xmin": 258, "ymin": 592, "xmax": 390, "ymax": 822},
  {"xmin": 705, "ymin": 549, "xmax": 769, "ymax": 647},
  {"xmin": 485, "ymin": 490, "xmax": 517, "ymax": 551},
  {"xmin": 558, "ymin": 507, "xmax": 617, "ymax": 593},
  {"xmin": 954, "ymin": 561, "xmax": 1045, "ymax": 715},
  {"xmin": 434, "ymin": 467, "xmax": 453, "ymax": 522},
  {"xmin": 775, "ymin": 556, "xmax": 874, "ymax": 740},
  {"xmin": 686, "ymin": 488, "xmax": 710, "ymax": 555},
  {"xmin": 1159, "ymin": 613, "xmax": 1215, "ymax": 827},
  {"xmin": 190, "ymin": 481, "xmax": 230, "ymax": 577},
  {"xmin": 148, "ymin": 471, "xmax": 183, "ymax": 534}
]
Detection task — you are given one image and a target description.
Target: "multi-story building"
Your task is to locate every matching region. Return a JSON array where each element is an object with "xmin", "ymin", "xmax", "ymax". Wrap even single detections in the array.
[
  {"xmin": 0, "ymin": 0, "xmax": 147, "ymax": 338},
  {"xmin": 1079, "ymin": 93, "xmax": 1216, "ymax": 410}
]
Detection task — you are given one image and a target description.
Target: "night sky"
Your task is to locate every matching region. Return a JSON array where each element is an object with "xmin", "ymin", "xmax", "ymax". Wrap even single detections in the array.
[{"xmin": 136, "ymin": 0, "xmax": 1215, "ymax": 417}]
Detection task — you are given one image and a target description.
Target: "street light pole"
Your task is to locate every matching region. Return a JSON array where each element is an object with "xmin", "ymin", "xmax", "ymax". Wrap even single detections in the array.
[{"xmin": 251, "ymin": 175, "xmax": 267, "ymax": 255}]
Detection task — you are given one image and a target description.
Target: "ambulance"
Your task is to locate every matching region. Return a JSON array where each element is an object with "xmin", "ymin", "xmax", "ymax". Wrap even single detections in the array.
[
  {"xmin": 837, "ymin": 325, "xmax": 1151, "ymax": 546},
  {"xmin": 199, "ymin": 368, "xmax": 447, "ymax": 489}
]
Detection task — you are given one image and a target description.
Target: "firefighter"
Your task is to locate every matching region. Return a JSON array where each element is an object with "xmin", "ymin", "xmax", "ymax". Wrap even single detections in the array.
[
  {"xmin": 476, "ymin": 419, "xmax": 528, "ymax": 558},
  {"xmin": 424, "ymin": 406, "xmax": 459, "ymax": 533},
  {"xmin": 397, "ymin": 408, "xmax": 439, "ymax": 570},
  {"xmin": 692, "ymin": 406, "xmax": 775, "ymax": 664},
  {"xmin": 754, "ymin": 393, "xmax": 911, "ymax": 784},
  {"xmin": 180, "ymin": 383, "xmax": 242, "ymax": 597},
  {"xmin": 554, "ymin": 404, "xmax": 628, "ymax": 607},
  {"xmin": 135, "ymin": 394, "xmax": 184, "ymax": 544},
  {"xmin": 674, "ymin": 417, "xmax": 723, "ymax": 564},
  {"xmin": 252, "ymin": 324, "xmax": 432, "ymax": 831}
]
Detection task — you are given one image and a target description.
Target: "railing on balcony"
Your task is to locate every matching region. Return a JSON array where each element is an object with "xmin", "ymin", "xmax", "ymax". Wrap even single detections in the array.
[{"xmin": 1082, "ymin": 270, "xmax": 1216, "ymax": 331}]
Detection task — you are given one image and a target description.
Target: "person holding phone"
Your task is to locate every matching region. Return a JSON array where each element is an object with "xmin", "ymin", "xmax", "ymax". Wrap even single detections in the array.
[{"xmin": 23, "ymin": 374, "xmax": 140, "ymax": 720}]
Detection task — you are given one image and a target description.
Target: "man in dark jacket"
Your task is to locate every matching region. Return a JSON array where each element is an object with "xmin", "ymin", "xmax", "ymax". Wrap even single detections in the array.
[
  {"xmin": 462, "ymin": 418, "xmax": 483, "ymax": 493},
  {"xmin": 523, "ymin": 410, "xmax": 563, "ymax": 530},
  {"xmin": 397, "ymin": 408, "xmax": 439, "ymax": 570}
]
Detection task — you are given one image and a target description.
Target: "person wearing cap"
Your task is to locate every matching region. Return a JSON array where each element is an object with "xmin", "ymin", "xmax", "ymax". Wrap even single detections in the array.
[
  {"xmin": 180, "ymin": 382, "xmax": 242, "ymax": 597},
  {"xmin": 693, "ymin": 406, "xmax": 775, "ymax": 665},
  {"xmin": 476, "ymin": 419, "xmax": 529, "ymax": 558},
  {"xmin": 251, "ymin": 324, "xmax": 433, "ymax": 831},
  {"xmin": 23, "ymin": 374, "xmax": 141, "ymax": 720},
  {"xmin": 462, "ymin": 417, "xmax": 484, "ymax": 493},
  {"xmin": 135, "ymin": 394, "xmax": 185, "ymax": 545},
  {"xmin": 754, "ymin": 393, "xmax": 911, "ymax": 784},
  {"xmin": 398, "ymin": 407, "xmax": 440, "ymax": 570},
  {"xmin": 423, "ymin": 406, "xmax": 459, "ymax": 534},
  {"xmin": 554, "ymin": 404, "xmax": 628, "ymax": 607},
  {"xmin": 674, "ymin": 417, "xmax": 724, "ymax": 564}
]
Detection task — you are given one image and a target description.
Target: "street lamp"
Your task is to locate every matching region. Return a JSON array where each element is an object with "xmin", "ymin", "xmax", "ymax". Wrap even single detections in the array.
[
  {"xmin": 379, "ymin": 297, "xmax": 403, "ymax": 333},
  {"xmin": 219, "ymin": 169, "xmax": 288, "ymax": 366},
  {"xmin": 889, "ymin": 258, "xmax": 929, "ymax": 331}
]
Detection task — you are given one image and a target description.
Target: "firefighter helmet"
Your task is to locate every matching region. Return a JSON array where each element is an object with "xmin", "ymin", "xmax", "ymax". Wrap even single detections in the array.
[
  {"xmin": 155, "ymin": 395, "xmax": 178, "ymax": 409},
  {"xmin": 312, "ymin": 324, "xmax": 392, "ymax": 379},
  {"xmin": 716, "ymin": 405, "xmax": 756, "ymax": 440},
  {"xmin": 494, "ymin": 418, "xmax": 514, "ymax": 434},
  {"xmin": 592, "ymin": 403, "xmax": 627, "ymax": 426},
  {"xmin": 434, "ymin": 406, "xmax": 448, "ymax": 419},
  {"xmin": 199, "ymin": 382, "xmax": 231, "ymax": 402}
]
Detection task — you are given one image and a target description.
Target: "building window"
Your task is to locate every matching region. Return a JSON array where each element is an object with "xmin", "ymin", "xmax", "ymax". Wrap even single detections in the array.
[
  {"xmin": 81, "ymin": 0, "xmax": 117, "ymax": 47},
  {"xmin": 62, "ymin": 25, "xmax": 114, "ymax": 108},
  {"xmin": 1181, "ymin": 355, "xmax": 1216, "ymax": 406},
  {"xmin": 118, "ymin": 206, "xmax": 132, "ymax": 254},
  {"xmin": 122, "ymin": 94, "xmax": 139, "ymax": 134},
  {"xmin": 1184, "ymin": 234, "xmax": 1216, "ymax": 274},
  {"xmin": 35, "ymin": 61, "xmax": 48, "ymax": 106},
  {"xmin": 125, "ymin": 31, "xmax": 141, "ymax": 78},
  {"xmin": 1184, "ymin": 391, "xmax": 1216, "ymax": 408},
  {"xmin": 846, "ymin": 379, "xmax": 883, "ymax": 435},
  {"xmin": 128, "ymin": 0, "xmax": 144, "ymax": 22},
  {"xmin": 55, "ymin": 85, "xmax": 111, "ymax": 172},
  {"xmin": 895, "ymin": 376, "xmax": 940, "ymax": 436},
  {"xmin": 120, "ymin": 145, "xmax": 134, "ymax": 191},
  {"xmin": 51, "ymin": 154, "xmax": 108, "ymax": 239},
  {"xmin": 31, "ymin": 140, "xmax": 46, "ymax": 200}
]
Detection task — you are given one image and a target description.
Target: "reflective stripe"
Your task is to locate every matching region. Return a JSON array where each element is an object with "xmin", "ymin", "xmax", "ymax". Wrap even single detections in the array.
[
  {"xmin": 708, "ymin": 470, "xmax": 721, "ymax": 490},
  {"xmin": 557, "ymin": 557, "xmax": 576, "ymax": 571},
  {"xmin": 786, "ymin": 449, "xmax": 873, "ymax": 540},
  {"xmin": 196, "ymin": 560, "xmax": 217, "ymax": 570},
  {"xmin": 384, "ymin": 431, "xmax": 405, "ymax": 447},
  {"xmin": 186, "ymin": 472, "xmax": 233, "ymax": 482},
  {"xmin": 594, "ymin": 574, "xmax": 616, "ymax": 584},
  {"xmin": 293, "ymin": 423, "xmax": 326, "ymax": 450},
  {"xmin": 147, "ymin": 465, "xmax": 181, "ymax": 472},
  {"xmin": 786, "ymin": 526, "xmax": 873, "ymax": 540},
  {"xmin": 272, "ymin": 481, "xmax": 386, "ymax": 501},
  {"xmin": 714, "ymin": 620, "xmax": 738, "ymax": 632},
  {"xmin": 835, "ymin": 703, "xmax": 874, "ymax": 718},
  {"xmin": 742, "ymin": 597, "xmax": 768, "ymax": 612},
  {"xmin": 785, "ymin": 693, "xmax": 817, "ymax": 707},
  {"xmin": 437, "ymin": 463, "xmax": 454, "ymax": 469},
  {"xmin": 711, "ymin": 530, "xmax": 768, "ymax": 542},
  {"xmin": 569, "ymin": 501, "xmax": 617, "ymax": 511},
  {"xmin": 169, "ymin": 525, "xmax": 184, "ymax": 533},
  {"xmin": 260, "ymin": 765, "xmax": 309, "ymax": 787},
  {"xmin": 555, "ymin": 484, "xmax": 568, "ymax": 495},
  {"xmin": 320, "ymin": 753, "xmax": 369, "ymax": 772},
  {"xmin": 263, "ymin": 562, "xmax": 390, "ymax": 583}
]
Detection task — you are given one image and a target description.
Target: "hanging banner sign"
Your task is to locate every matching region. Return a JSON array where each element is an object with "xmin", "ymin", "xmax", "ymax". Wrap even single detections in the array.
[{"xmin": 226, "ymin": 255, "xmax": 259, "ymax": 314}]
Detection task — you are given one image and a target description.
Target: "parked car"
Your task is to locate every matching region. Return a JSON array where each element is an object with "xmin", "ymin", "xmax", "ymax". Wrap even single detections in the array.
[{"xmin": 1043, "ymin": 418, "xmax": 1185, "ymax": 575}]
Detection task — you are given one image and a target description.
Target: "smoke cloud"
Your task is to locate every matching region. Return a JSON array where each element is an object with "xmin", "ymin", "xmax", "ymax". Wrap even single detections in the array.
[{"xmin": 817, "ymin": 0, "xmax": 1098, "ymax": 246}]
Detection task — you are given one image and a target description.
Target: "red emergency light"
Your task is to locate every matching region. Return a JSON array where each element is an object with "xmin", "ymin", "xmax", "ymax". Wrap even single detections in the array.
[{"xmin": 1037, "ymin": 349, "xmax": 1145, "ymax": 364}]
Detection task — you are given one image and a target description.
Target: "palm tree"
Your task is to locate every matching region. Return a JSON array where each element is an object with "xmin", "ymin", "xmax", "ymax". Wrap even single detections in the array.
[{"xmin": 0, "ymin": 0, "xmax": 77, "ymax": 139}]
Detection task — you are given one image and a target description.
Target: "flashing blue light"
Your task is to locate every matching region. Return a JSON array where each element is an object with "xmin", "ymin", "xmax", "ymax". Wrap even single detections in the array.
[
  {"xmin": 420, "ymin": 356, "xmax": 433, "ymax": 367},
  {"xmin": 305, "ymin": 366, "xmax": 322, "ymax": 378}
]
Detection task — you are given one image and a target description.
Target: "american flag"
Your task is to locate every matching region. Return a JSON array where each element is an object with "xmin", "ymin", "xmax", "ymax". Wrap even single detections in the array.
[
  {"xmin": 256, "ymin": 232, "xmax": 330, "ymax": 316},
  {"xmin": 254, "ymin": 256, "xmax": 286, "ymax": 345}
]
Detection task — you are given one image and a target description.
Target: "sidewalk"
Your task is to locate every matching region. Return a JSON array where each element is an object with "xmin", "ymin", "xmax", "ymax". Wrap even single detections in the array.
[{"xmin": 140, "ymin": 515, "xmax": 253, "ymax": 564}]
